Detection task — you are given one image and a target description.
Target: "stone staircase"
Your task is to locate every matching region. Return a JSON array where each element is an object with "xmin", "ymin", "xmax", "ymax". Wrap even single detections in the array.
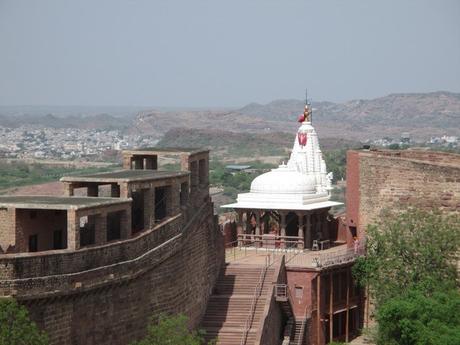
[{"xmin": 201, "ymin": 263, "xmax": 274, "ymax": 345}]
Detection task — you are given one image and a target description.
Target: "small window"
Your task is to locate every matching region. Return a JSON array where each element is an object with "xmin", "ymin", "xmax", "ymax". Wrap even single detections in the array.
[
  {"xmin": 349, "ymin": 226, "xmax": 357, "ymax": 238},
  {"xmin": 295, "ymin": 286, "xmax": 303, "ymax": 299},
  {"xmin": 29, "ymin": 234, "xmax": 38, "ymax": 252}
]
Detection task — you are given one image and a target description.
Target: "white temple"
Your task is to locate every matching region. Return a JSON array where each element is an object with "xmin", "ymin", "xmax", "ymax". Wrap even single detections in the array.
[{"xmin": 223, "ymin": 104, "xmax": 342, "ymax": 211}]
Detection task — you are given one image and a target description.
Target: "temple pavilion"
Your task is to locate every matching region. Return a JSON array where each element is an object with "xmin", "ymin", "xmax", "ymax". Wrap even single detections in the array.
[{"xmin": 222, "ymin": 102, "xmax": 342, "ymax": 250}]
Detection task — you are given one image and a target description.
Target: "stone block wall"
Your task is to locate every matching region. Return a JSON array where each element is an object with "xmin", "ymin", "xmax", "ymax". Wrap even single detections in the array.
[
  {"xmin": 0, "ymin": 208, "xmax": 17, "ymax": 253},
  {"xmin": 347, "ymin": 149, "xmax": 460, "ymax": 234}
]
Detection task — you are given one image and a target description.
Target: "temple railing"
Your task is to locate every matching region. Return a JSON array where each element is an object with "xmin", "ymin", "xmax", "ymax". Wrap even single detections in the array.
[{"xmin": 237, "ymin": 234, "xmax": 304, "ymax": 249}]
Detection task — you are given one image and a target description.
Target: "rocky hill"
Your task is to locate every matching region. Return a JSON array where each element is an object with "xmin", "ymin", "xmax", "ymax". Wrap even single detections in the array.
[
  {"xmin": 135, "ymin": 91, "xmax": 460, "ymax": 141},
  {"xmin": 157, "ymin": 127, "xmax": 361, "ymax": 160}
]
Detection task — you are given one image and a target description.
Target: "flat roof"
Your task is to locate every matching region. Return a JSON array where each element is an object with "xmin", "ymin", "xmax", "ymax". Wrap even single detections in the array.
[
  {"xmin": 60, "ymin": 169, "xmax": 189, "ymax": 183},
  {"xmin": 123, "ymin": 147, "xmax": 209, "ymax": 156},
  {"xmin": 0, "ymin": 196, "xmax": 131, "ymax": 210}
]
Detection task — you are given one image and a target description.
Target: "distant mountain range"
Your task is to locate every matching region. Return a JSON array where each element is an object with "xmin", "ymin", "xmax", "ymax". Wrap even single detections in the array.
[
  {"xmin": 134, "ymin": 91, "xmax": 460, "ymax": 141},
  {"xmin": 1, "ymin": 92, "xmax": 459, "ymax": 141}
]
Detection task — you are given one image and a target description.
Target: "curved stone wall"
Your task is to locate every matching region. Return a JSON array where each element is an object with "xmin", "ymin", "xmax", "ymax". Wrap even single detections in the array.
[{"xmin": 3, "ymin": 202, "xmax": 224, "ymax": 345}]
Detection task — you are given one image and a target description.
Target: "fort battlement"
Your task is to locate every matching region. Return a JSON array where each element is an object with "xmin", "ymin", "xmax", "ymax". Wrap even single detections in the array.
[{"xmin": 0, "ymin": 147, "xmax": 224, "ymax": 345}]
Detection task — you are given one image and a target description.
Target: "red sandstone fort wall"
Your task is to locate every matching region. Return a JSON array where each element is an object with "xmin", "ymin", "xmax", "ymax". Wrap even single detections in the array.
[
  {"xmin": 356, "ymin": 151, "xmax": 460, "ymax": 230},
  {"xmin": 3, "ymin": 202, "xmax": 224, "ymax": 345}
]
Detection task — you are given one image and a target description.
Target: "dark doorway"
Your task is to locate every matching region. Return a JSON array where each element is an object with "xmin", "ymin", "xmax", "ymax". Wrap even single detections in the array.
[
  {"xmin": 155, "ymin": 187, "xmax": 167, "ymax": 222},
  {"xmin": 107, "ymin": 212, "xmax": 121, "ymax": 241},
  {"xmin": 53, "ymin": 229, "xmax": 64, "ymax": 249},
  {"xmin": 285, "ymin": 212, "xmax": 299, "ymax": 237},
  {"xmin": 180, "ymin": 182, "xmax": 188, "ymax": 206},
  {"xmin": 131, "ymin": 190, "xmax": 144, "ymax": 233},
  {"xmin": 28, "ymin": 234, "xmax": 38, "ymax": 252},
  {"xmin": 80, "ymin": 216, "xmax": 95, "ymax": 247}
]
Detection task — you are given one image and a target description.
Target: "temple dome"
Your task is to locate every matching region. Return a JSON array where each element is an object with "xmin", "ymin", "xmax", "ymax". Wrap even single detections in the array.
[{"xmin": 250, "ymin": 165, "xmax": 316, "ymax": 194}]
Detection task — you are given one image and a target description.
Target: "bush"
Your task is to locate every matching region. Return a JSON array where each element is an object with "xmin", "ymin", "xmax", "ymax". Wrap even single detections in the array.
[
  {"xmin": 0, "ymin": 298, "xmax": 48, "ymax": 345},
  {"xmin": 130, "ymin": 314, "xmax": 213, "ymax": 345}
]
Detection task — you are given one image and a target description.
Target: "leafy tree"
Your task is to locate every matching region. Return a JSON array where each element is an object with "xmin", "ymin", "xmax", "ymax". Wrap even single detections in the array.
[
  {"xmin": 377, "ymin": 289, "xmax": 460, "ymax": 345},
  {"xmin": 353, "ymin": 209, "xmax": 460, "ymax": 306},
  {"xmin": 0, "ymin": 298, "xmax": 48, "ymax": 345},
  {"xmin": 323, "ymin": 149, "xmax": 347, "ymax": 182},
  {"xmin": 353, "ymin": 209, "xmax": 460, "ymax": 345},
  {"xmin": 130, "ymin": 314, "xmax": 213, "ymax": 345}
]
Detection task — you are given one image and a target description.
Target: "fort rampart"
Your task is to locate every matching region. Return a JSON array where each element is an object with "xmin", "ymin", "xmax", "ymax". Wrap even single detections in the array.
[{"xmin": 1, "ymin": 200, "xmax": 224, "ymax": 345}]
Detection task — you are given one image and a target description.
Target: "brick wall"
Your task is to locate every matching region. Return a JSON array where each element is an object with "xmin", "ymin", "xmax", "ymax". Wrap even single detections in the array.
[{"xmin": 1, "ymin": 202, "xmax": 224, "ymax": 345}]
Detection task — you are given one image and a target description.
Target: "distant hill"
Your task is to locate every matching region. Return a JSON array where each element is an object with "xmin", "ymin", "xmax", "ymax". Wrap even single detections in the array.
[
  {"xmin": 2, "ymin": 92, "xmax": 458, "ymax": 140},
  {"xmin": 135, "ymin": 91, "xmax": 460, "ymax": 141},
  {"xmin": 235, "ymin": 91, "xmax": 460, "ymax": 140},
  {"xmin": 157, "ymin": 127, "xmax": 361, "ymax": 160}
]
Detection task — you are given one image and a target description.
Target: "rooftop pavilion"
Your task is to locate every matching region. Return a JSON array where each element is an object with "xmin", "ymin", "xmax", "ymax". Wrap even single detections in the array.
[
  {"xmin": 0, "ymin": 196, "xmax": 132, "ymax": 253},
  {"xmin": 60, "ymin": 147, "xmax": 210, "ymax": 236}
]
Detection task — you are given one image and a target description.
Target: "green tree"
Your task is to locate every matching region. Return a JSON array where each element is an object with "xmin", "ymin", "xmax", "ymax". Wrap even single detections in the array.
[
  {"xmin": 353, "ymin": 209, "xmax": 460, "ymax": 306},
  {"xmin": 377, "ymin": 289, "xmax": 460, "ymax": 345},
  {"xmin": 353, "ymin": 209, "xmax": 460, "ymax": 345},
  {"xmin": 131, "ymin": 314, "xmax": 213, "ymax": 345},
  {"xmin": 0, "ymin": 298, "xmax": 48, "ymax": 345}
]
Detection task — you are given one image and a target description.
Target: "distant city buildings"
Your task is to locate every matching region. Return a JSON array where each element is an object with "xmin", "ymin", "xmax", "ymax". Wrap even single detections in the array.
[
  {"xmin": 0, "ymin": 126, "xmax": 158, "ymax": 160},
  {"xmin": 369, "ymin": 133, "xmax": 458, "ymax": 148}
]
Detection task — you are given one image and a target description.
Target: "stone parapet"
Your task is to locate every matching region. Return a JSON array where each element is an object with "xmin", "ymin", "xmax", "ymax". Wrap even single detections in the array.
[{"xmin": 0, "ymin": 215, "xmax": 182, "ymax": 280}]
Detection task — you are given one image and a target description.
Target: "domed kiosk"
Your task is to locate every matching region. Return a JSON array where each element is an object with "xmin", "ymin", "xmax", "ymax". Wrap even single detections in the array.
[{"xmin": 222, "ymin": 102, "xmax": 342, "ymax": 249}]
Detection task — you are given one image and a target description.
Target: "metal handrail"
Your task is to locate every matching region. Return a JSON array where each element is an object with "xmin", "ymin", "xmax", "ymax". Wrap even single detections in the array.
[
  {"xmin": 313, "ymin": 243, "xmax": 366, "ymax": 268},
  {"xmin": 240, "ymin": 255, "xmax": 270, "ymax": 345}
]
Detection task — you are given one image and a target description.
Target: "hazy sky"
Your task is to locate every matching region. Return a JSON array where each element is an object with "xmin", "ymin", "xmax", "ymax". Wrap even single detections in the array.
[{"xmin": 0, "ymin": 0, "xmax": 459, "ymax": 107}]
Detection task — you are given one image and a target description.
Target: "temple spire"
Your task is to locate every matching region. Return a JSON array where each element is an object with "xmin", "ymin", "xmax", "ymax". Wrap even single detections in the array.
[{"xmin": 298, "ymin": 89, "xmax": 312, "ymax": 123}]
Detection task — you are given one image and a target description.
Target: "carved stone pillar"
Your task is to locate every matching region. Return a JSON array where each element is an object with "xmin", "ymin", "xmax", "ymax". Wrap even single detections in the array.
[
  {"xmin": 315, "ymin": 212, "xmax": 323, "ymax": 240},
  {"xmin": 255, "ymin": 211, "xmax": 261, "ymax": 247},
  {"xmin": 323, "ymin": 210, "xmax": 330, "ymax": 241},
  {"xmin": 63, "ymin": 182, "xmax": 74, "ymax": 196},
  {"xmin": 237, "ymin": 209, "xmax": 244, "ymax": 246},
  {"xmin": 305, "ymin": 213, "xmax": 312, "ymax": 250},
  {"xmin": 297, "ymin": 212, "xmax": 304, "ymax": 249},
  {"xmin": 280, "ymin": 211, "xmax": 286, "ymax": 249}
]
